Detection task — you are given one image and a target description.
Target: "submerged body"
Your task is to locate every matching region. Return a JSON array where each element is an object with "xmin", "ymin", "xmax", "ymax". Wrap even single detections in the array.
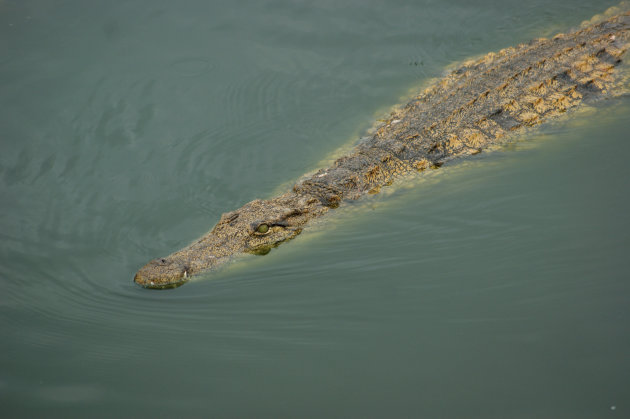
[{"xmin": 135, "ymin": 11, "xmax": 630, "ymax": 288}]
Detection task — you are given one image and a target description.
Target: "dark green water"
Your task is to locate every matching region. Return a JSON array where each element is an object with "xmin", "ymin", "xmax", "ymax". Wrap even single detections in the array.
[{"xmin": 2, "ymin": 0, "xmax": 629, "ymax": 417}]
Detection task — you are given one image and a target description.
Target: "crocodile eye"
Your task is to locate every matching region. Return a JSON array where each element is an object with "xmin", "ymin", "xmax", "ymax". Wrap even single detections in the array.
[{"xmin": 256, "ymin": 223, "xmax": 269, "ymax": 234}]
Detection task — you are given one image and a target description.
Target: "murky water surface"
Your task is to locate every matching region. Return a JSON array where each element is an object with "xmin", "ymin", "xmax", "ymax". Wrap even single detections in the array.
[{"xmin": 2, "ymin": 0, "xmax": 629, "ymax": 417}]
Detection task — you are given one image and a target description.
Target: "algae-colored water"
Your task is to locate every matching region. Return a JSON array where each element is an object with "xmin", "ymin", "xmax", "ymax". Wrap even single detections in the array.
[{"xmin": 2, "ymin": 0, "xmax": 629, "ymax": 417}]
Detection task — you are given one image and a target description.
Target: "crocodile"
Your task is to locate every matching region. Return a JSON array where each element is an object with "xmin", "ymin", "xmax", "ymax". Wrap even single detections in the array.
[{"xmin": 134, "ymin": 9, "xmax": 630, "ymax": 289}]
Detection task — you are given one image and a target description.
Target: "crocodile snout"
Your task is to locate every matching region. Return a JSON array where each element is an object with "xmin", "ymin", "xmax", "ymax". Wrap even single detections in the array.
[{"xmin": 134, "ymin": 258, "xmax": 189, "ymax": 289}]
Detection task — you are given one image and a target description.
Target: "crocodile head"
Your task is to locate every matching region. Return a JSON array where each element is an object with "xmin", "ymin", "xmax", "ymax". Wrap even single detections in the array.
[{"xmin": 133, "ymin": 193, "xmax": 326, "ymax": 289}]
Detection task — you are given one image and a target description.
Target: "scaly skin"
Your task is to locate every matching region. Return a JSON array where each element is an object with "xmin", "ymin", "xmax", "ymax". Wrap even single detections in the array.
[{"xmin": 135, "ymin": 10, "xmax": 630, "ymax": 289}]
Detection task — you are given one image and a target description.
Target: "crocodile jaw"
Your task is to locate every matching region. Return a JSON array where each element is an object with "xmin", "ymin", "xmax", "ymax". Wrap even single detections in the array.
[{"xmin": 133, "ymin": 193, "xmax": 327, "ymax": 289}]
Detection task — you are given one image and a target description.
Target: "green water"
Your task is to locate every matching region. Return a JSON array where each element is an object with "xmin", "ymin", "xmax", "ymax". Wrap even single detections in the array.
[{"xmin": 2, "ymin": 0, "xmax": 629, "ymax": 417}]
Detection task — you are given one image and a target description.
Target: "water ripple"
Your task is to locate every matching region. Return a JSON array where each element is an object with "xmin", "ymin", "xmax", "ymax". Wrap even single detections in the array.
[{"xmin": 169, "ymin": 57, "xmax": 213, "ymax": 78}]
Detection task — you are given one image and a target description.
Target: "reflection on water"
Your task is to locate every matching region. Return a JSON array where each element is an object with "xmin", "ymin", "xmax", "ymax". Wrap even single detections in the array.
[{"xmin": 1, "ymin": 0, "xmax": 629, "ymax": 417}]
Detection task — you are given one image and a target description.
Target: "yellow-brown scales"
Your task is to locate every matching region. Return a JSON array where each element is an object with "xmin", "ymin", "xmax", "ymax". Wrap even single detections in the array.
[{"xmin": 135, "ymin": 10, "xmax": 630, "ymax": 288}]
